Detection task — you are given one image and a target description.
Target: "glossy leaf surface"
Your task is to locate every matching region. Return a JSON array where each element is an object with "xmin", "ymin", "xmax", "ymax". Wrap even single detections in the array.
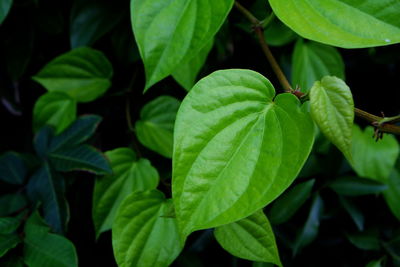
[
  {"xmin": 112, "ymin": 190, "xmax": 183, "ymax": 267},
  {"xmin": 33, "ymin": 47, "xmax": 113, "ymax": 102},
  {"xmin": 93, "ymin": 148, "xmax": 159, "ymax": 237},
  {"xmin": 269, "ymin": 0, "xmax": 400, "ymax": 48},
  {"xmin": 135, "ymin": 96, "xmax": 180, "ymax": 158},
  {"xmin": 131, "ymin": 0, "xmax": 233, "ymax": 90},
  {"xmin": 310, "ymin": 76, "xmax": 354, "ymax": 161},
  {"xmin": 214, "ymin": 210, "xmax": 281, "ymax": 265},
  {"xmin": 292, "ymin": 40, "xmax": 344, "ymax": 92},
  {"xmin": 173, "ymin": 69, "xmax": 314, "ymax": 236}
]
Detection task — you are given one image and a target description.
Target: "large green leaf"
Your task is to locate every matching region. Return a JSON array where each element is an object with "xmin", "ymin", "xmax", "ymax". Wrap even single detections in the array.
[
  {"xmin": 93, "ymin": 148, "xmax": 159, "ymax": 237},
  {"xmin": 27, "ymin": 163, "xmax": 68, "ymax": 233},
  {"xmin": 131, "ymin": 0, "xmax": 233, "ymax": 91},
  {"xmin": 135, "ymin": 96, "xmax": 180, "ymax": 158},
  {"xmin": 291, "ymin": 40, "xmax": 344, "ymax": 92},
  {"xmin": 32, "ymin": 47, "xmax": 113, "ymax": 102},
  {"xmin": 214, "ymin": 210, "xmax": 281, "ymax": 265},
  {"xmin": 23, "ymin": 212, "xmax": 78, "ymax": 267},
  {"xmin": 0, "ymin": 0, "xmax": 12, "ymax": 25},
  {"xmin": 351, "ymin": 125, "xmax": 399, "ymax": 181},
  {"xmin": 268, "ymin": 179, "xmax": 315, "ymax": 225},
  {"xmin": 0, "ymin": 234, "xmax": 20, "ymax": 257},
  {"xmin": 112, "ymin": 190, "xmax": 183, "ymax": 267},
  {"xmin": 33, "ymin": 92, "xmax": 77, "ymax": 135},
  {"xmin": 0, "ymin": 152, "xmax": 27, "ymax": 185},
  {"xmin": 269, "ymin": 0, "xmax": 400, "ymax": 48},
  {"xmin": 172, "ymin": 39, "xmax": 213, "ymax": 91},
  {"xmin": 329, "ymin": 176, "xmax": 387, "ymax": 196},
  {"xmin": 384, "ymin": 169, "xmax": 400, "ymax": 220},
  {"xmin": 310, "ymin": 76, "xmax": 354, "ymax": 161},
  {"xmin": 70, "ymin": 0, "xmax": 125, "ymax": 48},
  {"xmin": 173, "ymin": 69, "xmax": 314, "ymax": 236}
]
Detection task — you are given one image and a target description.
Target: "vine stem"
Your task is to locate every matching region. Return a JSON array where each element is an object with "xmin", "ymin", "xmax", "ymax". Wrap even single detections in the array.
[{"xmin": 234, "ymin": 1, "xmax": 400, "ymax": 136}]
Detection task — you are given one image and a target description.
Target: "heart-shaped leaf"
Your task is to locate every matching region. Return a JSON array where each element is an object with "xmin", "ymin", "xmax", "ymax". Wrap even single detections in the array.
[
  {"xmin": 93, "ymin": 148, "xmax": 159, "ymax": 237},
  {"xmin": 131, "ymin": 0, "xmax": 233, "ymax": 91},
  {"xmin": 173, "ymin": 69, "xmax": 314, "ymax": 236},
  {"xmin": 214, "ymin": 210, "xmax": 282, "ymax": 266},
  {"xmin": 269, "ymin": 0, "xmax": 400, "ymax": 48},
  {"xmin": 310, "ymin": 76, "xmax": 354, "ymax": 161}
]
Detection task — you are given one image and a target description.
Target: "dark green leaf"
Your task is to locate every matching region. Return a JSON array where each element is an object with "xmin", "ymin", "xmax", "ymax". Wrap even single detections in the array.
[
  {"xmin": 23, "ymin": 212, "xmax": 78, "ymax": 267},
  {"xmin": 70, "ymin": 0, "xmax": 125, "ymax": 48},
  {"xmin": 34, "ymin": 126, "xmax": 54, "ymax": 158},
  {"xmin": 330, "ymin": 176, "xmax": 388, "ymax": 196},
  {"xmin": 0, "ymin": 0, "xmax": 13, "ymax": 25},
  {"xmin": 339, "ymin": 196, "xmax": 364, "ymax": 231},
  {"xmin": 173, "ymin": 69, "xmax": 315, "ymax": 237},
  {"xmin": 214, "ymin": 210, "xmax": 282, "ymax": 265},
  {"xmin": 93, "ymin": 148, "xmax": 159, "ymax": 237},
  {"xmin": 32, "ymin": 47, "xmax": 113, "ymax": 102},
  {"xmin": 33, "ymin": 92, "xmax": 77, "ymax": 135},
  {"xmin": 365, "ymin": 259, "xmax": 382, "ymax": 267},
  {"xmin": 293, "ymin": 194, "xmax": 324, "ymax": 255},
  {"xmin": 0, "ymin": 217, "xmax": 21, "ymax": 234},
  {"xmin": 346, "ymin": 230, "xmax": 380, "ymax": 250},
  {"xmin": 131, "ymin": 0, "xmax": 234, "ymax": 91},
  {"xmin": 0, "ymin": 234, "xmax": 20, "ymax": 257},
  {"xmin": 48, "ymin": 145, "xmax": 111, "ymax": 175},
  {"xmin": 264, "ymin": 17, "xmax": 297, "ymax": 47},
  {"xmin": 0, "ymin": 193, "xmax": 28, "ymax": 216},
  {"xmin": 135, "ymin": 96, "xmax": 180, "ymax": 158},
  {"xmin": 269, "ymin": 179, "xmax": 315, "ymax": 225},
  {"xmin": 382, "ymin": 236, "xmax": 400, "ymax": 261},
  {"xmin": 112, "ymin": 190, "xmax": 183, "ymax": 267},
  {"xmin": 292, "ymin": 40, "xmax": 344, "ymax": 92},
  {"xmin": 384, "ymin": 169, "xmax": 400, "ymax": 221},
  {"xmin": 0, "ymin": 152, "xmax": 27, "ymax": 185},
  {"xmin": 27, "ymin": 163, "xmax": 68, "ymax": 233}
]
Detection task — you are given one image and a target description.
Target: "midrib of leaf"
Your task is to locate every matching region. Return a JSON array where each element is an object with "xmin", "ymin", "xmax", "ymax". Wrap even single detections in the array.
[{"xmin": 25, "ymin": 236, "xmax": 67, "ymax": 267}]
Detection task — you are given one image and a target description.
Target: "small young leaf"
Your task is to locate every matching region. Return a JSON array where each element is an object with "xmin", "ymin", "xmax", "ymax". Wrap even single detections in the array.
[
  {"xmin": 339, "ymin": 196, "xmax": 364, "ymax": 231},
  {"xmin": 0, "ymin": 0, "xmax": 13, "ymax": 25},
  {"xmin": 384, "ymin": 169, "xmax": 400, "ymax": 221},
  {"xmin": 135, "ymin": 96, "xmax": 180, "ymax": 158},
  {"xmin": 310, "ymin": 76, "xmax": 354, "ymax": 161},
  {"xmin": 112, "ymin": 190, "xmax": 183, "ymax": 267},
  {"xmin": 33, "ymin": 92, "xmax": 77, "ymax": 135},
  {"xmin": 330, "ymin": 176, "xmax": 387, "ymax": 196},
  {"xmin": 0, "ymin": 234, "xmax": 20, "ymax": 258},
  {"xmin": 292, "ymin": 40, "xmax": 344, "ymax": 92},
  {"xmin": 131, "ymin": 0, "xmax": 233, "ymax": 91},
  {"xmin": 32, "ymin": 47, "xmax": 113, "ymax": 102},
  {"xmin": 351, "ymin": 125, "xmax": 399, "ymax": 181},
  {"xmin": 93, "ymin": 148, "xmax": 159, "ymax": 237},
  {"xmin": 0, "ymin": 152, "xmax": 27, "ymax": 185},
  {"xmin": 173, "ymin": 69, "xmax": 314, "ymax": 237},
  {"xmin": 268, "ymin": 179, "xmax": 315, "ymax": 225},
  {"xmin": 269, "ymin": 0, "xmax": 400, "ymax": 48},
  {"xmin": 172, "ymin": 39, "xmax": 214, "ymax": 91},
  {"xmin": 23, "ymin": 212, "xmax": 78, "ymax": 267},
  {"xmin": 293, "ymin": 194, "xmax": 324, "ymax": 255},
  {"xmin": 214, "ymin": 210, "xmax": 282, "ymax": 266}
]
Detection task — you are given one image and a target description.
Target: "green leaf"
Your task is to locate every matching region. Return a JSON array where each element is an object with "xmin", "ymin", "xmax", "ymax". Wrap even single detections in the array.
[
  {"xmin": 34, "ymin": 126, "xmax": 54, "ymax": 159},
  {"xmin": 135, "ymin": 96, "xmax": 181, "ymax": 158},
  {"xmin": 112, "ymin": 190, "xmax": 183, "ymax": 267},
  {"xmin": 49, "ymin": 115, "xmax": 102, "ymax": 151},
  {"xmin": 214, "ymin": 210, "xmax": 282, "ymax": 266},
  {"xmin": 0, "ymin": 217, "xmax": 21, "ymax": 234},
  {"xmin": 310, "ymin": 76, "xmax": 354, "ymax": 161},
  {"xmin": 0, "ymin": 234, "xmax": 20, "ymax": 257},
  {"xmin": 23, "ymin": 211, "xmax": 78, "ymax": 267},
  {"xmin": 26, "ymin": 163, "xmax": 68, "ymax": 233},
  {"xmin": 252, "ymin": 262, "xmax": 274, "ymax": 267},
  {"xmin": 264, "ymin": 17, "xmax": 297, "ymax": 47},
  {"xmin": 0, "ymin": 193, "xmax": 28, "ymax": 216},
  {"xmin": 293, "ymin": 194, "xmax": 324, "ymax": 255},
  {"xmin": 346, "ymin": 230, "xmax": 380, "ymax": 250},
  {"xmin": 330, "ymin": 176, "xmax": 388, "ymax": 196},
  {"xmin": 0, "ymin": 152, "xmax": 27, "ymax": 185},
  {"xmin": 339, "ymin": 196, "xmax": 364, "ymax": 231},
  {"xmin": 0, "ymin": 0, "xmax": 12, "ymax": 25},
  {"xmin": 173, "ymin": 69, "xmax": 314, "ymax": 236},
  {"xmin": 48, "ymin": 145, "xmax": 111, "ymax": 175},
  {"xmin": 70, "ymin": 0, "xmax": 125, "ymax": 48},
  {"xmin": 93, "ymin": 148, "xmax": 159, "ymax": 237},
  {"xmin": 269, "ymin": 179, "xmax": 315, "ymax": 225},
  {"xmin": 172, "ymin": 39, "xmax": 214, "ymax": 90},
  {"xmin": 131, "ymin": 0, "xmax": 234, "ymax": 91},
  {"xmin": 384, "ymin": 169, "xmax": 400, "ymax": 220},
  {"xmin": 351, "ymin": 125, "xmax": 399, "ymax": 181},
  {"xmin": 269, "ymin": 0, "xmax": 400, "ymax": 48},
  {"xmin": 33, "ymin": 92, "xmax": 77, "ymax": 135},
  {"xmin": 32, "ymin": 47, "xmax": 113, "ymax": 102},
  {"xmin": 292, "ymin": 40, "xmax": 345, "ymax": 92},
  {"xmin": 366, "ymin": 259, "xmax": 382, "ymax": 267}
]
